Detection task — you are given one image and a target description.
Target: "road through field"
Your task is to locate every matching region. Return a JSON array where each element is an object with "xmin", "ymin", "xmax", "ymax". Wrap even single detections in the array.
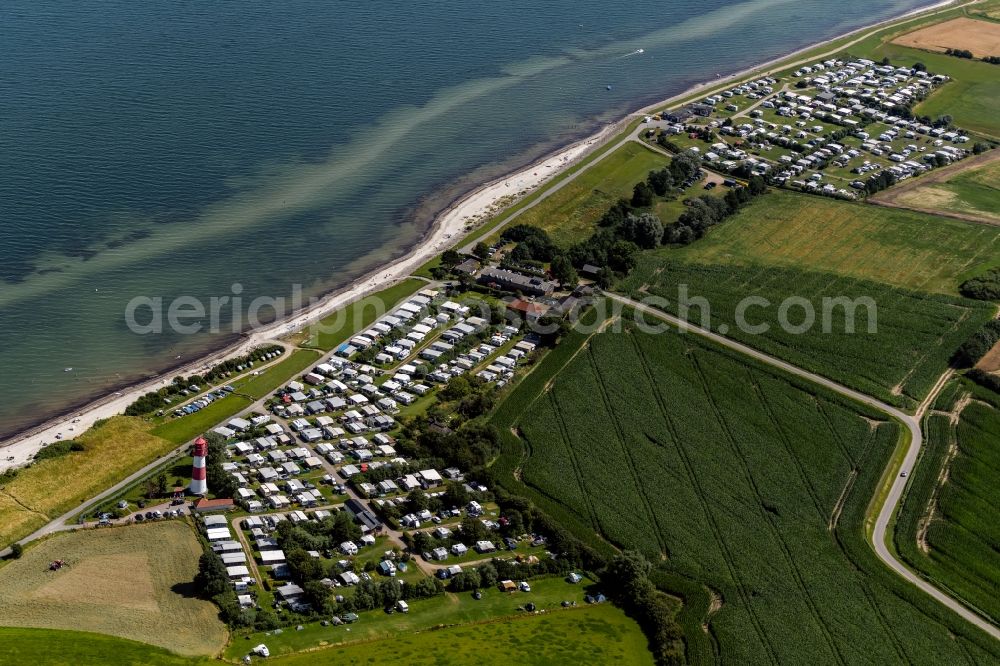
[{"xmin": 607, "ymin": 292, "xmax": 1000, "ymax": 643}]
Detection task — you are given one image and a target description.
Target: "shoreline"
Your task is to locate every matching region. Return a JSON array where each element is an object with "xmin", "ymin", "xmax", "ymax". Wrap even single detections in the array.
[{"xmin": 0, "ymin": 0, "xmax": 957, "ymax": 468}]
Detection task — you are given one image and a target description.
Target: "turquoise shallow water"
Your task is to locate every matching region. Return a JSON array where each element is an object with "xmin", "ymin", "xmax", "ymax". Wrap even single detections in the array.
[{"xmin": 0, "ymin": 0, "xmax": 933, "ymax": 436}]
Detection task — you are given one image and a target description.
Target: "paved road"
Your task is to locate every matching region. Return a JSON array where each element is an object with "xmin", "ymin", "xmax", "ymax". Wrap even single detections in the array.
[{"xmin": 608, "ymin": 293, "xmax": 1000, "ymax": 642}]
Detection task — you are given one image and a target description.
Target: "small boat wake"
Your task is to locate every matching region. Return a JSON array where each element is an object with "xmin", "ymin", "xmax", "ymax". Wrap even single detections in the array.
[{"xmin": 620, "ymin": 48, "xmax": 645, "ymax": 58}]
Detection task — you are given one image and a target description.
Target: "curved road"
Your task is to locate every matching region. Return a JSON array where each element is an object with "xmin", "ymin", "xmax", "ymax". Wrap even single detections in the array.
[{"xmin": 608, "ymin": 293, "xmax": 1000, "ymax": 642}]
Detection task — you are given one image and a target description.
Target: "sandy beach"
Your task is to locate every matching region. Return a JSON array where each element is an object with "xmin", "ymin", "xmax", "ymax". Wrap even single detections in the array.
[{"xmin": 0, "ymin": 0, "xmax": 956, "ymax": 471}]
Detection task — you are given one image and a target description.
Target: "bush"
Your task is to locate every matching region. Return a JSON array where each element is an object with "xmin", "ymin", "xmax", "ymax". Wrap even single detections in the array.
[
  {"xmin": 953, "ymin": 320, "xmax": 1000, "ymax": 367},
  {"xmin": 9, "ymin": 543, "xmax": 23, "ymax": 559},
  {"xmin": 960, "ymin": 269, "xmax": 1000, "ymax": 300},
  {"xmin": 32, "ymin": 440, "xmax": 85, "ymax": 462}
]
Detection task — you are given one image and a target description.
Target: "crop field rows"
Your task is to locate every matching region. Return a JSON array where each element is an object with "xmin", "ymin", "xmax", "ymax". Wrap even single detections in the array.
[
  {"xmin": 897, "ymin": 382, "xmax": 1000, "ymax": 625},
  {"xmin": 507, "ymin": 324, "xmax": 1000, "ymax": 663},
  {"xmin": 620, "ymin": 256, "xmax": 994, "ymax": 408}
]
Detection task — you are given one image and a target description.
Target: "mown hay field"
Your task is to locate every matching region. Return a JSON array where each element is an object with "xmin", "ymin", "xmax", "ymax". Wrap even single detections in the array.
[
  {"xmin": 0, "ymin": 521, "xmax": 227, "ymax": 656},
  {"xmin": 619, "ymin": 256, "xmax": 993, "ymax": 408},
  {"xmin": 671, "ymin": 190, "xmax": 1000, "ymax": 295},
  {"xmin": 896, "ymin": 381, "xmax": 1000, "ymax": 625},
  {"xmin": 500, "ymin": 323, "xmax": 1000, "ymax": 663}
]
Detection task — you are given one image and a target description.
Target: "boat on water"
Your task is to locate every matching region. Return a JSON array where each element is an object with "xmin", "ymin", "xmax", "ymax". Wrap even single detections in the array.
[{"xmin": 64, "ymin": 367, "xmax": 72, "ymax": 372}]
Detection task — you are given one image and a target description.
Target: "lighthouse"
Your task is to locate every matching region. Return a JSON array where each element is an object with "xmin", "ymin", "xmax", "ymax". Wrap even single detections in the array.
[{"xmin": 189, "ymin": 436, "xmax": 208, "ymax": 495}]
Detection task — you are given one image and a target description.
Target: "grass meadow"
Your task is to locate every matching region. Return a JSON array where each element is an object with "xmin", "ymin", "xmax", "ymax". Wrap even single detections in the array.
[
  {"xmin": 896, "ymin": 380, "xmax": 1000, "ymax": 625},
  {"xmin": 0, "ymin": 417, "xmax": 175, "ymax": 547},
  {"xmin": 0, "ymin": 521, "xmax": 227, "ymax": 656},
  {"xmin": 494, "ymin": 321, "xmax": 1000, "ymax": 663},
  {"xmin": 270, "ymin": 603, "xmax": 652, "ymax": 666},
  {"xmin": 0, "ymin": 628, "xmax": 210, "ymax": 666},
  {"xmin": 671, "ymin": 190, "xmax": 1000, "ymax": 295},
  {"xmin": 485, "ymin": 141, "xmax": 671, "ymax": 248},
  {"xmin": 225, "ymin": 576, "xmax": 648, "ymax": 662}
]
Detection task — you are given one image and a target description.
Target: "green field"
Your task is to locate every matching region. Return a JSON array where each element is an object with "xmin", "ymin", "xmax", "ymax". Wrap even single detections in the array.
[
  {"xmin": 488, "ymin": 141, "xmax": 670, "ymax": 247},
  {"xmin": 896, "ymin": 380, "xmax": 1000, "ymax": 625},
  {"xmin": 1, "ymin": 603, "xmax": 650, "ymax": 666},
  {"xmin": 0, "ymin": 628, "xmax": 210, "ymax": 666},
  {"xmin": 619, "ymin": 255, "xmax": 994, "ymax": 408},
  {"xmin": 225, "ymin": 576, "xmax": 621, "ymax": 660},
  {"xmin": 493, "ymin": 321, "xmax": 1000, "ymax": 663},
  {"xmin": 0, "ymin": 522, "xmax": 228, "ymax": 656},
  {"xmin": 670, "ymin": 190, "xmax": 1000, "ymax": 295},
  {"xmin": 302, "ymin": 278, "xmax": 426, "ymax": 350},
  {"xmin": 270, "ymin": 604, "xmax": 652, "ymax": 666}
]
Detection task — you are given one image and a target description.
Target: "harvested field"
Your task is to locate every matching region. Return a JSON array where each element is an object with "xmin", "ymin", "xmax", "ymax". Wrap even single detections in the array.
[
  {"xmin": 892, "ymin": 17, "xmax": 1000, "ymax": 58},
  {"xmin": 0, "ymin": 521, "xmax": 227, "ymax": 656},
  {"xmin": 873, "ymin": 151, "xmax": 1000, "ymax": 225}
]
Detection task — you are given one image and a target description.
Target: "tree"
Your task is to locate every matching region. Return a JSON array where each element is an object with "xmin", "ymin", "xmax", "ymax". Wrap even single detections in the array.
[
  {"xmin": 550, "ymin": 254, "xmax": 578, "ymax": 286},
  {"xmin": 441, "ymin": 375, "xmax": 472, "ymax": 401},
  {"xmin": 195, "ymin": 552, "xmax": 230, "ymax": 598},
  {"xmin": 155, "ymin": 472, "xmax": 169, "ymax": 497},
  {"xmin": 472, "ymin": 242, "xmax": 491, "ymax": 261},
  {"xmin": 912, "ymin": 61, "xmax": 926, "ymax": 72},
  {"xmin": 631, "ymin": 182, "xmax": 654, "ymax": 208},
  {"xmin": 440, "ymin": 249, "xmax": 461, "ymax": 267},
  {"xmin": 407, "ymin": 488, "xmax": 430, "ymax": 511},
  {"xmin": 9, "ymin": 543, "xmax": 23, "ymax": 559},
  {"xmin": 607, "ymin": 240, "xmax": 640, "ymax": 274},
  {"xmin": 620, "ymin": 212, "xmax": 663, "ymax": 249},
  {"xmin": 646, "ymin": 168, "xmax": 673, "ymax": 196}
]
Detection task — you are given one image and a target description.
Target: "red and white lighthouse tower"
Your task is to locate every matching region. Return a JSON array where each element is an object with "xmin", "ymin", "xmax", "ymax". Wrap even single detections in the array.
[{"xmin": 189, "ymin": 436, "xmax": 208, "ymax": 495}]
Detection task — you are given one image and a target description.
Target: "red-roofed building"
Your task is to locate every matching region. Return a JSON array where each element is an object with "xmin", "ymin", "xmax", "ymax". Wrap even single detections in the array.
[
  {"xmin": 508, "ymin": 298, "xmax": 549, "ymax": 323},
  {"xmin": 193, "ymin": 498, "xmax": 235, "ymax": 513}
]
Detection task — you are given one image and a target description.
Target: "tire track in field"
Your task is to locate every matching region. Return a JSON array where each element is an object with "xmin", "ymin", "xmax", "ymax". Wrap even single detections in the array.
[
  {"xmin": 585, "ymin": 343, "xmax": 669, "ymax": 558},
  {"xmin": 861, "ymin": 582, "xmax": 912, "ymax": 664},
  {"xmin": 691, "ymin": 353, "xmax": 846, "ymax": 666},
  {"xmin": 828, "ymin": 428, "xmax": 877, "ymax": 532},
  {"xmin": 631, "ymin": 335, "xmax": 779, "ymax": 665},
  {"xmin": 746, "ymin": 370, "xmax": 827, "ymax": 522},
  {"xmin": 548, "ymin": 390, "xmax": 601, "ymax": 532},
  {"xmin": 815, "ymin": 399, "xmax": 863, "ymax": 468}
]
